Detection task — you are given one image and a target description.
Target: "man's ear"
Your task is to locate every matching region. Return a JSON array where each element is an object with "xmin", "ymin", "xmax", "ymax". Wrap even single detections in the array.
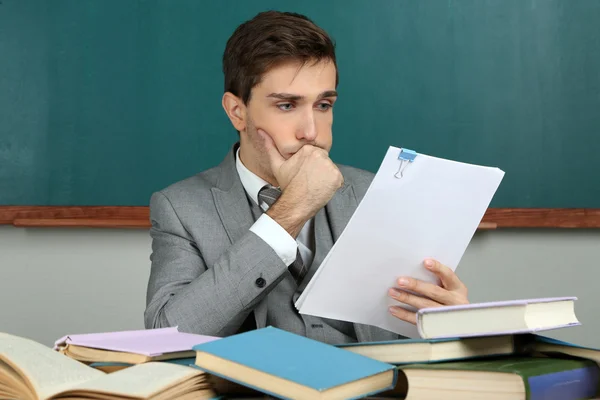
[{"xmin": 222, "ymin": 92, "xmax": 246, "ymax": 132}]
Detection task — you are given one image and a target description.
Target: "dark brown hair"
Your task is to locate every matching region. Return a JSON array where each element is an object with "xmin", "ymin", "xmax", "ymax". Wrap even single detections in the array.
[{"xmin": 223, "ymin": 11, "xmax": 337, "ymax": 104}]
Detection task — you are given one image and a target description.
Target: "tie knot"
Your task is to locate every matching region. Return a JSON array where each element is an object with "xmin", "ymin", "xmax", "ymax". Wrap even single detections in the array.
[{"xmin": 258, "ymin": 185, "xmax": 282, "ymax": 208}]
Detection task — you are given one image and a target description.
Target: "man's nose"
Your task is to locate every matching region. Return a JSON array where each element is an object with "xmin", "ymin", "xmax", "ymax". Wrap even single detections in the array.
[{"xmin": 297, "ymin": 111, "xmax": 318, "ymax": 142}]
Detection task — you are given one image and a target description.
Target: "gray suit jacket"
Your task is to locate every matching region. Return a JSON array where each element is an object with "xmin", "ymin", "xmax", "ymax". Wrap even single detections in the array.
[{"xmin": 144, "ymin": 143, "xmax": 399, "ymax": 343}]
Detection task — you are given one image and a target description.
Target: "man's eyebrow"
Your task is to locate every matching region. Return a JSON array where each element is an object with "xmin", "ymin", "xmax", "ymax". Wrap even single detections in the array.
[
  {"xmin": 266, "ymin": 93, "xmax": 302, "ymax": 101},
  {"xmin": 317, "ymin": 90, "xmax": 338, "ymax": 100},
  {"xmin": 266, "ymin": 90, "xmax": 338, "ymax": 101}
]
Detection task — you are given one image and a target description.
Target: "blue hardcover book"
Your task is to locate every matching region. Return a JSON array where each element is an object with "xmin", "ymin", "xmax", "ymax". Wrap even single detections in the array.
[
  {"xmin": 192, "ymin": 326, "xmax": 397, "ymax": 400},
  {"xmin": 337, "ymin": 334, "xmax": 516, "ymax": 364}
]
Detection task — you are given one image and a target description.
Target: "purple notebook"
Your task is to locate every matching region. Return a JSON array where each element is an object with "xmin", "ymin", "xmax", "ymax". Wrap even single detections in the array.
[
  {"xmin": 416, "ymin": 297, "xmax": 580, "ymax": 339},
  {"xmin": 54, "ymin": 327, "xmax": 219, "ymax": 356}
]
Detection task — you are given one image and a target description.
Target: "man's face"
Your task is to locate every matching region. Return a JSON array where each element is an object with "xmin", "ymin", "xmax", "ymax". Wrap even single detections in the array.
[{"xmin": 238, "ymin": 60, "xmax": 338, "ymax": 184}]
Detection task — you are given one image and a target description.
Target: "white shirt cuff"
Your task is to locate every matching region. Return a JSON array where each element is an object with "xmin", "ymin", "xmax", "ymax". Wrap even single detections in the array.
[{"xmin": 249, "ymin": 214, "xmax": 297, "ymax": 266}]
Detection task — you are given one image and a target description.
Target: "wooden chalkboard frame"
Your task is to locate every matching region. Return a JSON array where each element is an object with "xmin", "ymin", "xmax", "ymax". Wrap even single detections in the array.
[{"xmin": 0, "ymin": 206, "xmax": 598, "ymax": 228}]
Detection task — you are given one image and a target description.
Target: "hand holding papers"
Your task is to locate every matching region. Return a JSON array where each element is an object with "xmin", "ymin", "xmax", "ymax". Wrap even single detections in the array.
[{"xmin": 295, "ymin": 146, "xmax": 505, "ymax": 338}]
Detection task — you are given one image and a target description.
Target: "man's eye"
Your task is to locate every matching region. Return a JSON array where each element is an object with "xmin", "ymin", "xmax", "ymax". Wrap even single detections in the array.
[
  {"xmin": 277, "ymin": 103, "xmax": 294, "ymax": 111},
  {"xmin": 317, "ymin": 103, "xmax": 333, "ymax": 111}
]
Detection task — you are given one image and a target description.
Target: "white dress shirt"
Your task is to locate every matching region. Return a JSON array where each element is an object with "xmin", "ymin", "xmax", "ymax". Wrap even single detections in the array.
[{"xmin": 235, "ymin": 149, "xmax": 315, "ymax": 268}]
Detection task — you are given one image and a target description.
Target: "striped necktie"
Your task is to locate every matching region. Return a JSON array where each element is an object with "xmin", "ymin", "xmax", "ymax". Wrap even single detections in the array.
[{"xmin": 258, "ymin": 185, "xmax": 308, "ymax": 284}]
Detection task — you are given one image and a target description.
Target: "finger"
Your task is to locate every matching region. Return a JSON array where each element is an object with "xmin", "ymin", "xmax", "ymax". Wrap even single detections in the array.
[
  {"xmin": 257, "ymin": 129, "xmax": 285, "ymax": 171},
  {"xmin": 396, "ymin": 277, "xmax": 457, "ymax": 305},
  {"xmin": 388, "ymin": 306, "xmax": 417, "ymax": 325},
  {"xmin": 424, "ymin": 258, "xmax": 465, "ymax": 291},
  {"xmin": 306, "ymin": 144, "xmax": 330, "ymax": 157},
  {"xmin": 388, "ymin": 288, "xmax": 440, "ymax": 310},
  {"xmin": 423, "ymin": 258, "xmax": 465, "ymax": 290}
]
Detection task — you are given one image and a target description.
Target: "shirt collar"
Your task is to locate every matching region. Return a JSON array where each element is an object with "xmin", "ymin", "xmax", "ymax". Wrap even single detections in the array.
[{"xmin": 235, "ymin": 147, "xmax": 270, "ymax": 207}]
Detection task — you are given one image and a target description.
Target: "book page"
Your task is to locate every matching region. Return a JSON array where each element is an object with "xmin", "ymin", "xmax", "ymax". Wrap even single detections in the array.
[
  {"xmin": 0, "ymin": 359, "xmax": 32, "ymax": 399},
  {"xmin": 296, "ymin": 146, "xmax": 504, "ymax": 337},
  {"xmin": 0, "ymin": 333, "xmax": 104, "ymax": 400},
  {"xmin": 54, "ymin": 362, "xmax": 206, "ymax": 399}
]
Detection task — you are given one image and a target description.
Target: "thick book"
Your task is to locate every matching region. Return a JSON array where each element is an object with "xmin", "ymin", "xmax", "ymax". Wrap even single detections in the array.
[
  {"xmin": 396, "ymin": 356, "xmax": 600, "ymax": 400},
  {"xmin": 337, "ymin": 335, "xmax": 516, "ymax": 364},
  {"xmin": 193, "ymin": 326, "xmax": 397, "ymax": 400},
  {"xmin": 54, "ymin": 326, "xmax": 219, "ymax": 364},
  {"xmin": 416, "ymin": 297, "xmax": 580, "ymax": 339},
  {"xmin": 0, "ymin": 332, "xmax": 216, "ymax": 400}
]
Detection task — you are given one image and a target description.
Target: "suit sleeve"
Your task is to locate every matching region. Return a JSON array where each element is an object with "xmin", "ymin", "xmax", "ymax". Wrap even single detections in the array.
[{"xmin": 144, "ymin": 191, "xmax": 288, "ymax": 336}]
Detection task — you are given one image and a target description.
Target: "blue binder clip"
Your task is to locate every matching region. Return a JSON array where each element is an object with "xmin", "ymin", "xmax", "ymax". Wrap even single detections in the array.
[{"xmin": 394, "ymin": 148, "xmax": 417, "ymax": 179}]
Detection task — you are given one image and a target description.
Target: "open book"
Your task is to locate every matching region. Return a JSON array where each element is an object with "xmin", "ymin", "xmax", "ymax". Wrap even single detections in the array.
[{"xmin": 0, "ymin": 332, "xmax": 215, "ymax": 400}]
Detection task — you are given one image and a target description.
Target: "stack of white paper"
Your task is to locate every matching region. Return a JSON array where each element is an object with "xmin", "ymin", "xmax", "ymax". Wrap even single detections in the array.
[{"xmin": 295, "ymin": 146, "xmax": 505, "ymax": 338}]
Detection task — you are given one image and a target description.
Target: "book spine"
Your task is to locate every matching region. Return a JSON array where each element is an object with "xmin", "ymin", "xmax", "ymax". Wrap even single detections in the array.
[
  {"xmin": 416, "ymin": 313, "xmax": 426, "ymax": 338},
  {"xmin": 345, "ymin": 371, "xmax": 398, "ymax": 400},
  {"xmin": 528, "ymin": 366, "xmax": 600, "ymax": 400}
]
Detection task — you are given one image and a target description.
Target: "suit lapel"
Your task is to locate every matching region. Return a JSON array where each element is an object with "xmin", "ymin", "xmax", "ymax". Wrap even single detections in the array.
[
  {"xmin": 211, "ymin": 182, "xmax": 255, "ymax": 246},
  {"xmin": 210, "ymin": 144, "xmax": 268, "ymax": 327},
  {"xmin": 294, "ymin": 207, "xmax": 331, "ymax": 296},
  {"xmin": 325, "ymin": 183, "xmax": 357, "ymax": 241},
  {"xmin": 210, "ymin": 143, "xmax": 255, "ymax": 246}
]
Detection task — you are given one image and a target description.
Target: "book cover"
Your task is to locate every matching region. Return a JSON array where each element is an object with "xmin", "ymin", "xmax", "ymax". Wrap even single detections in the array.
[
  {"xmin": 54, "ymin": 327, "xmax": 219, "ymax": 356},
  {"xmin": 193, "ymin": 326, "xmax": 397, "ymax": 399}
]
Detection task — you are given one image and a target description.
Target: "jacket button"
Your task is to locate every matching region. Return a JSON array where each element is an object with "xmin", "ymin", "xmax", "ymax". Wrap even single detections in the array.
[{"xmin": 255, "ymin": 278, "xmax": 266, "ymax": 288}]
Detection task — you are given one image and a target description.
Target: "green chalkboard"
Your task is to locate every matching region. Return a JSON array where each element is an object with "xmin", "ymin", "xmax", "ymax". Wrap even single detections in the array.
[{"xmin": 1, "ymin": 0, "xmax": 599, "ymax": 207}]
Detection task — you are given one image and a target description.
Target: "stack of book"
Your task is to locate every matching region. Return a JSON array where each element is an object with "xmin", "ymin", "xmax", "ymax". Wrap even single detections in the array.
[
  {"xmin": 1, "ymin": 296, "xmax": 598, "ymax": 399},
  {"xmin": 335, "ymin": 296, "xmax": 600, "ymax": 399}
]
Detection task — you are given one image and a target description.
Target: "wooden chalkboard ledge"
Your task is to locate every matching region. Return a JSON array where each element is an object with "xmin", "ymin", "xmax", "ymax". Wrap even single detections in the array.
[
  {"xmin": 0, "ymin": 206, "xmax": 599, "ymax": 229},
  {"xmin": 0, "ymin": 207, "xmax": 149, "ymax": 229}
]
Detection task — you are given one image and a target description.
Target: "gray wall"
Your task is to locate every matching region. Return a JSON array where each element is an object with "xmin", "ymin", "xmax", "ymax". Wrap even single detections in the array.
[{"xmin": 0, "ymin": 226, "xmax": 598, "ymax": 347}]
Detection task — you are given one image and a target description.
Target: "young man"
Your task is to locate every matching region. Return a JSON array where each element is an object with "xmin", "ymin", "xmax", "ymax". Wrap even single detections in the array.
[{"xmin": 145, "ymin": 11, "xmax": 468, "ymax": 344}]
